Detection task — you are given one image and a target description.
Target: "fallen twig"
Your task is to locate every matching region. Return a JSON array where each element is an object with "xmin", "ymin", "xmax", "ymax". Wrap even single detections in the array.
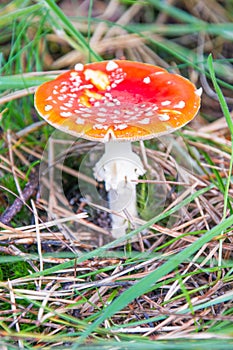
[{"xmin": 0, "ymin": 168, "xmax": 39, "ymax": 225}]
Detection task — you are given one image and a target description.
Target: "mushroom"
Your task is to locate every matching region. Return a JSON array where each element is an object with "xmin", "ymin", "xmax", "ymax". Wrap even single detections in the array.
[{"xmin": 34, "ymin": 60, "xmax": 201, "ymax": 237}]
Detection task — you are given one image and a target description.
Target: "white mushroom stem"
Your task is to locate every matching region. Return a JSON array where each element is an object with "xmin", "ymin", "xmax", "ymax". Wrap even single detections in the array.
[{"xmin": 94, "ymin": 141, "xmax": 146, "ymax": 237}]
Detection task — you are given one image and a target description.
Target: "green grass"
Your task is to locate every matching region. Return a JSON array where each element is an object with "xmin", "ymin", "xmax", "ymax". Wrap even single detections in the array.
[{"xmin": 0, "ymin": 0, "xmax": 233, "ymax": 348}]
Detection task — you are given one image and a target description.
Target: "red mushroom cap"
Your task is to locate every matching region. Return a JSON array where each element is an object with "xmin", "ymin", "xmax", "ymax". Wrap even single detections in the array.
[{"xmin": 34, "ymin": 60, "xmax": 201, "ymax": 142}]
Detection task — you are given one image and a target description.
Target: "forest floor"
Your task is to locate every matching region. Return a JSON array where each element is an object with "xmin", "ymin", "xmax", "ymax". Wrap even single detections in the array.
[{"xmin": 0, "ymin": 0, "xmax": 233, "ymax": 349}]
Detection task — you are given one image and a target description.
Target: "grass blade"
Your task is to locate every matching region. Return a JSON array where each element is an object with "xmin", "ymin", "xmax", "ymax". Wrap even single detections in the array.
[
  {"xmin": 42, "ymin": 0, "xmax": 102, "ymax": 62},
  {"xmin": 78, "ymin": 213, "xmax": 233, "ymax": 342},
  {"xmin": 208, "ymin": 54, "xmax": 233, "ymax": 267}
]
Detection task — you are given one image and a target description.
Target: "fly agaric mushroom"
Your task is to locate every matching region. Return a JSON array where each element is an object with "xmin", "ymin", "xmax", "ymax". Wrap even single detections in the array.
[{"xmin": 34, "ymin": 60, "xmax": 201, "ymax": 237}]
